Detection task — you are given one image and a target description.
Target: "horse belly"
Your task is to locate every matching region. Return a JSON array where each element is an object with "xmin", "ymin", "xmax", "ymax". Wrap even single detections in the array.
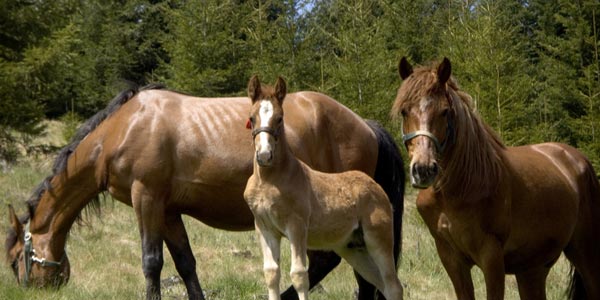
[
  {"xmin": 170, "ymin": 180, "xmax": 255, "ymax": 231},
  {"xmin": 305, "ymin": 220, "xmax": 357, "ymax": 250}
]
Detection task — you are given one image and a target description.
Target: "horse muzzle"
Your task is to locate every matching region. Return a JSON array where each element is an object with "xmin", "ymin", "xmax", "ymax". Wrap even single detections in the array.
[
  {"xmin": 409, "ymin": 161, "xmax": 439, "ymax": 189},
  {"xmin": 256, "ymin": 150, "xmax": 273, "ymax": 167}
]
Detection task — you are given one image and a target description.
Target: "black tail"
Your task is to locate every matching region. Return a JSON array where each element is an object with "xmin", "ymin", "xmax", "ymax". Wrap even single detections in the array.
[
  {"xmin": 568, "ymin": 265, "xmax": 586, "ymax": 300},
  {"xmin": 365, "ymin": 119, "xmax": 405, "ymax": 265}
]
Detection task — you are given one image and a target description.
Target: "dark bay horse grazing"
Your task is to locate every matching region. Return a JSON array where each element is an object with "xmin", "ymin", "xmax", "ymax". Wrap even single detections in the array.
[
  {"xmin": 243, "ymin": 76, "xmax": 404, "ymax": 300},
  {"xmin": 392, "ymin": 57, "xmax": 600, "ymax": 300},
  {"xmin": 5, "ymin": 83, "xmax": 405, "ymax": 300}
]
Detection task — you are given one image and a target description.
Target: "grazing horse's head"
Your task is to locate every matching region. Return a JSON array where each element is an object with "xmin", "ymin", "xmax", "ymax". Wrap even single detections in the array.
[
  {"xmin": 392, "ymin": 57, "xmax": 455, "ymax": 189},
  {"xmin": 6, "ymin": 205, "xmax": 70, "ymax": 288},
  {"xmin": 247, "ymin": 75, "xmax": 287, "ymax": 167}
]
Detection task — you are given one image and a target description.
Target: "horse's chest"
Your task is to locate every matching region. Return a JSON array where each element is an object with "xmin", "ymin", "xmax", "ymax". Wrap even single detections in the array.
[{"xmin": 418, "ymin": 199, "xmax": 480, "ymax": 254}]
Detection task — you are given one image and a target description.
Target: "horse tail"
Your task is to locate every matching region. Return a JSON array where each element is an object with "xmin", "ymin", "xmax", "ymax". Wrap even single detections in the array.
[
  {"xmin": 567, "ymin": 158, "xmax": 600, "ymax": 300},
  {"xmin": 365, "ymin": 119, "xmax": 405, "ymax": 266},
  {"xmin": 568, "ymin": 265, "xmax": 586, "ymax": 300}
]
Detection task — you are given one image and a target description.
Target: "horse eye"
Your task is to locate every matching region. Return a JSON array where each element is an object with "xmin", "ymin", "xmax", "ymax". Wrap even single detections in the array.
[
  {"xmin": 441, "ymin": 109, "xmax": 449, "ymax": 117},
  {"xmin": 401, "ymin": 109, "xmax": 407, "ymax": 117}
]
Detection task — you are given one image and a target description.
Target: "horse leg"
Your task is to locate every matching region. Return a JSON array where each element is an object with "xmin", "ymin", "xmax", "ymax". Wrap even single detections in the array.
[
  {"xmin": 132, "ymin": 180, "xmax": 165, "ymax": 300},
  {"xmin": 163, "ymin": 214, "xmax": 204, "ymax": 300},
  {"xmin": 361, "ymin": 217, "xmax": 403, "ymax": 300},
  {"xmin": 281, "ymin": 250, "xmax": 342, "ymax": 300},
  {"xmin": 255, "ymin": 222, "xmax": 282, "ymax": 300},
  {"xmin": 336, "ymin": 247, "xmax": 384, "ymax": 292},
  {"xmin": 286, "ymin": 222, "xmax": 309, "ymax": 300},
  {"xmin": 477, "ymin": 239, "xmax": 505, "ymax": 300},
  {"xmin": 354, "ymin": 273, "xmax": 380, "ymax": 300},
  {"xmin": 434, "ymin": 238, "xmax": 475, "ymax": 300},
  {"xmin": 515, "ymin": 266, "xmax": 550, "ymax": 300},
  {"xmin": 563, "ymin": 223, "xmax": 600, "ymax": 299}
]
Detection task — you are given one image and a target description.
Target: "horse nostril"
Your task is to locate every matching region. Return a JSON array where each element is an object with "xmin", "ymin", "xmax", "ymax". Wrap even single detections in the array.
[
  {"xmin": 411, "ymin": 164, "xmax": 420, "ymax": 179},
  {"xmin": 431, "ymin": 162, "xmax": 439, "ymax": 175}
]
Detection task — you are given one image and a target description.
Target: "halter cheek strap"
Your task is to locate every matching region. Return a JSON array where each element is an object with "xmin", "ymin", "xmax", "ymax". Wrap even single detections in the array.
[{"xmin": 22, "ymin": 221, "xmax": 65, "ymax": 287}]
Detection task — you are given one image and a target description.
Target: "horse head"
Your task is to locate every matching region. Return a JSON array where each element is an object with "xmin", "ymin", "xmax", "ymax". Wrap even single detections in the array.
[
  {"xmin": 6, "ymin": 204, "xmax": 70, "ymax": 288},
  {"xmin": 247, "ymin": 75, "xmax": 287, "ymax": 167},
  {"xmin": 393, "ymin": 57, "xmax": 456, "ymax": 189}
]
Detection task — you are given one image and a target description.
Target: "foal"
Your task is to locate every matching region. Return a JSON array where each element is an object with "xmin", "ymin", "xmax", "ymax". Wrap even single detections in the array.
[{"xmin": 243, "ymin": 76, "xmax": 403, "ymax": 300}]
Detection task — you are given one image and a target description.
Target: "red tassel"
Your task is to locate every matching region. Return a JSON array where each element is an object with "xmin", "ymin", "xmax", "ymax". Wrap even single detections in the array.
[{"xmin": 246, "ymin": 119, "xmax": 252, "ymax": 129}]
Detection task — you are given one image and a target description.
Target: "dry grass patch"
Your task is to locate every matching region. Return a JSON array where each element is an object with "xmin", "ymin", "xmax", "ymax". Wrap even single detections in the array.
[{"xmin": 0, "ymin": 162, "xmax": 572, "ymax": 299}]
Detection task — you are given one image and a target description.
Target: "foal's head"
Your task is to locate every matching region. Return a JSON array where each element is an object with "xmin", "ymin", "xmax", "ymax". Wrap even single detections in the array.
[
  {"xmin": 247, "ymin": 75, "xmax": 287, "ymax": 167},
  {"xmin": 392, "ymin": 57, "xmax": 455, "ymax": 188}
]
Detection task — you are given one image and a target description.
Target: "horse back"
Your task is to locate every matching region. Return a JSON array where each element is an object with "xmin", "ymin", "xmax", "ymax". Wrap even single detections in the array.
[
  {"xmin": 76, "ymin": 89, "xmax": 378, "ymax": 229},
  {"xmin": 284, "ymin": 91, "xmax": 378, "ymax": 176}
]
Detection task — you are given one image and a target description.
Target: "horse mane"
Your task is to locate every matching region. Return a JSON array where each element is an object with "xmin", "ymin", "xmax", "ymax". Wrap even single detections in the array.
[
  {"xmin": 439, "ymin": 85, "xmax": 506, "ymax": 197},
  {"xmin": 393, "ymin": 61, "xmax": 506, "ymax": 197},
  {"xmin": 25, "ymin": 83, "xmax": 166, "ymax": 223}
]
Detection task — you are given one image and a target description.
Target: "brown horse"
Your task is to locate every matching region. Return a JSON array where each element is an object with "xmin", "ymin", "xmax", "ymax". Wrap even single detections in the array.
[
  {"xmin": 5, "ymin": 83, "xmax": 405, "ymax": 300},
  {"xmin": 392, "ymin": 57, "xmax": 600, "ymax": 300},
  {"xmin": 243, "ymin": 76, "xmax": 404, "ymax": 300}
]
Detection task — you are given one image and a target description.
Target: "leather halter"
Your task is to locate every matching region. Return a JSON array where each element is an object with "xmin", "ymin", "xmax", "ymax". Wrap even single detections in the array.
[
  {"xmin": 402, "ymin": 92, "xmax": 455, "ymax": 154},
  {"xmin": 251, "ymin": 126, "xmax": 281, "ymax": 140},
  {"xmin": 21, "ymin": 221, "xmax": 65, "ymax": 286}
]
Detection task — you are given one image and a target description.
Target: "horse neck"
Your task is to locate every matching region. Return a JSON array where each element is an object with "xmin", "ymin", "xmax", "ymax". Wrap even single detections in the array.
[
  {"xmin": 254, "ymin": 130, "xmax": 303, "ymax": 183},
  {"xmin": 30, "ymin": 151, "xmax": 100, "ymax": 249},
  {"xmin": 436, "ymin": 93, "xmax": 506, "ymax": 198}
]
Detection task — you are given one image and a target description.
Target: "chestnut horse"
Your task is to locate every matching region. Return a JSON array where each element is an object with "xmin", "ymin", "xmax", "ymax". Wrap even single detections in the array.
[
  {"xmin": 243, "ymin": 76, "xmax": 404, "ymax": 300},
  {"xmin": 392, "ymin": 57, "xmax": 600, "ymax": 300},
  {"xmin": 5, "ymin": 84, "xmax": 405, "ymax": 300}
]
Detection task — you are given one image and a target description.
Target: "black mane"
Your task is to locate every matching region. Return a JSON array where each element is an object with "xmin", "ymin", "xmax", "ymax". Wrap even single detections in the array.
[{"xmin": 25, "ymin": 83, "xmax": 166, "ymax": 219}]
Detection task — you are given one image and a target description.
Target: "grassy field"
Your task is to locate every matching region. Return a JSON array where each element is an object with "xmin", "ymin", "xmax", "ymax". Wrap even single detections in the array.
[{"xmin": 0, "ymin": 158, "xmax": 572, "ymax": 300}]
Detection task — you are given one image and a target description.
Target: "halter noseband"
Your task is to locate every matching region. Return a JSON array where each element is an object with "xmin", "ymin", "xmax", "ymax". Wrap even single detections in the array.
[
  {"xmin": 21, "ymin": 221, "xmax": 65, "ymax": 287},
  {"xmin": 402, "ymin": 91, "xmax": 455, "ymax": 154},
  {"xmin": 251, "ymin": 126, "xmax": 281, "ymax": 140}
]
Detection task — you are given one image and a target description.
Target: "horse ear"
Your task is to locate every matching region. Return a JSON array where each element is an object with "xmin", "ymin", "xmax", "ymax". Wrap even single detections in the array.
[
  {"xmin": 8, "ymin": 205, "xmax": 22, "ymax": 234},
  {"xmin": 248, "ymin": 75, "xmax": 261, "ymax": 103},
  {"xmin": 399, "ymin": 57, "xmax": 413, "ymax": 80},
  {"xmin": 274, "ymin": 76, "xmax": 287, "ymax": 103},
  {"xmin": 437, "ymin": 57, "xmax": 452, "ymax": 85}
]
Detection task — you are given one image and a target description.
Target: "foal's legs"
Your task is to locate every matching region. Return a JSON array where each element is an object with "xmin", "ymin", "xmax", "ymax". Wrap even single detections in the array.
[
  {"xmin": 163, "ymin": 214, "xmax": 204, "ymax": 300},
  {"xmin": 361, "ymin": 218, "xmax": 403, "ymax": 300},
  {"xmin": 256, "ymin": 223, "xmax": 282, "ymax": 300},
  {"xmin": 515, "ymin": 266, "xmax": 550, "ymax": 300},
  {"xmin": 280, "ymin": 250, "xmax": 342, "ymax": 300},
  {"xmin": 132, "ymin": 180, "xmax": 165, "ymax": 300},
  {"xmin": 286, "ymin": 222, "xmax": 309, "ymax": 300},
  {"xmin": 337, "ymin": 248, "xmax": 385, "ymax": 292}
]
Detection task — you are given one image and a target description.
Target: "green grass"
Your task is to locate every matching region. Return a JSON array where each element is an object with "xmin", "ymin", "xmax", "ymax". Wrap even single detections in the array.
[{"xmin": 0, "ymin": 160, "xmax": 571, "ymax": 300}]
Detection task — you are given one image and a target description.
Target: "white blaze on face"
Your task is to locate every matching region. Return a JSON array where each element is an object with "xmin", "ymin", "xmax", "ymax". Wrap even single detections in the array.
[
  {"xmin": 418, "ymin": 96, "xmax": 432, "ymax": 131},
  {"xmin": 256, "ymin": 100, "xmax": 274, "ymax": 165}
]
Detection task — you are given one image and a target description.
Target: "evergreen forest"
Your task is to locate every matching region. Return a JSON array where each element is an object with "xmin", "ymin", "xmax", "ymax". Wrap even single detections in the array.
[{"xmin": 1, "ymin": 0, "xmax": 599, "ymax": 174}]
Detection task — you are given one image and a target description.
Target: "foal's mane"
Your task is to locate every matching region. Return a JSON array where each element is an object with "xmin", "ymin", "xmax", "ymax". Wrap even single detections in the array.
[
  {"xmin": 25, "ymin": 83, "xmax": 166, "ymax": 222},
  {"xmin": 394, "ymin": 62, "xmax": 506, "ymax": 196}
]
